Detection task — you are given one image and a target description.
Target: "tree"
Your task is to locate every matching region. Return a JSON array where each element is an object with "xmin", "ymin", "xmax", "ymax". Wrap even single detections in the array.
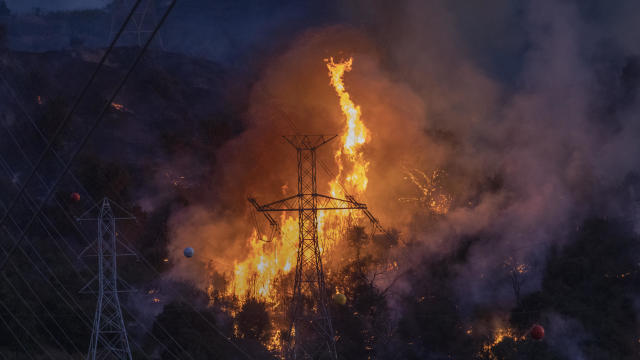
[
  {"xmin": 540, "ymin": 218, "xmax": 640, "ymax": 358},
  {"xmin": 152, "ymin": 301, "xmax": 236, "ymax": 359},
  {"xmin": 394, "ymin": 240, "xmax": 478, "ymax": 359},
  {"xmin": 503, "ymin": 257, "xmax": 528, "ymax": 306},
  {"xmin": 347, "ymin": 226, "xmax": 367, "ymax": 261},
  {"xmin": 76, "ymin": 155, "xmax": 132, "ymax": 201},
  {"xmin": 330, "ymin": 242, "xmax": 392, "ymax": 359},
  {"xmin": 235, "ymin": 299, "xmax": 271, "ymax": 343},
  {"xmin": 513, "ymin": 218, "xmax": 640, "ymax": 359}
]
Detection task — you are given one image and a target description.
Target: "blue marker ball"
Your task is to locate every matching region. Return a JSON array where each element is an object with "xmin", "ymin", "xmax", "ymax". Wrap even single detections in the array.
[{"xmin": 183, "ymin": 247, "xmax": 194, "ymax": 258}]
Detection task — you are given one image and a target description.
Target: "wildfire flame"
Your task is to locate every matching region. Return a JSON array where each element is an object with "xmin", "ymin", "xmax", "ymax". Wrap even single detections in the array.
[
  {"xmin": 326, "ymin": 57, "xmax": 370, "ymax": 197},
  {"xmin": 111, "ymin": 102, "xmax": 125, "ymax": 111},
  {"xmin": 228, "ymin": 216, "xmax": 299, "ymax": 299},
  {"xmin": 219, "ymin": 56, "xmax": 372, "ymax": 303},
  {"xmin": 400, "ymin": 168, "xmax": 452, "ymax": 214},
  {"xmin": 205, "ymin": 57, "xmax": 374, "ymax": 351},
  {"xmin": 480, "ymin": 327, "xmax": 526, "ymax": 359},
  {"xmin": 504, "ymin": 257, "xmax": 528, "ymax": 274},
  {"xmin": 317, "ymin": 56, "xmax": 372, "ymax": 268}
]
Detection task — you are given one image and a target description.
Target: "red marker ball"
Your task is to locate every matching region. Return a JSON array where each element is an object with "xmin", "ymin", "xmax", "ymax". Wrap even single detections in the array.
[
  {"xmin": 530, "ymin": 324, "xmax": 545, "ymax": 340},
  {"xmin": 70, "ymin": 192, "xmax": 81, "ymax": 202}
]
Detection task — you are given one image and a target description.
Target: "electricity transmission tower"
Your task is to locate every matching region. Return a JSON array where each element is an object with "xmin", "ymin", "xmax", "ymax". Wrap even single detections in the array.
[
  {"xmin": 109, "ymin": 0, "xmax": 164, "ymax": 48},
  {"xmin": 250, "ymin": 135, "xmax": 367, "ymax": 359},
  {"xmin": 78, "ymin": 198, "xmax": 136, "ymax": 360}
]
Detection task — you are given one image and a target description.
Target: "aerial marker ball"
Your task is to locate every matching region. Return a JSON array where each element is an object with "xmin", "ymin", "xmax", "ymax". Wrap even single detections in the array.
[
  {"xmin": 530, "ymin": 324, "xmax": 545, "ymax": 340},
  {"xmin": 183, "ymin": 247, "xmax": 194, "ymax": 258},
  {"xmin": 332, "ymin": 293, "xmax": 347, "ymax": 306},
  {"xmin": 70, "ymin": 192, "xmax": 81, "ymax": 202}
]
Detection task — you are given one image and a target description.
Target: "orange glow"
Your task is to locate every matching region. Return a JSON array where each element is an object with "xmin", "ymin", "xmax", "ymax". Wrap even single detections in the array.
[
  {"xmin": 111, "ymin": 102, "xmax": 124, "ymax": 111},
  {"xmin": 208, "ymin": 57, "xmax": 377, "ymax": 352},
  {"xmin": 316, "ymin": 57, "xmax": 372, "ymax": 261},
  {"xmin": 228, "ymin": 216, "xmax": 299, "ymax": 300},
  {"xmin": 327, "ymin": 57, "xmax": 368, "ymax": 156},
  {"xmin": 481, "ymin": 327, "xmax": 526, "ymax": 359},
  {"xmin": 400, "ymin": 169, "xmax": 452, "ymax": 214},
  {"xmin": 326, "ymin": 57, "xmax": 370, "ymax": 197},
  {"xmin": 223, "ymin": 57, "xmax": 372, "ymax": 305}
]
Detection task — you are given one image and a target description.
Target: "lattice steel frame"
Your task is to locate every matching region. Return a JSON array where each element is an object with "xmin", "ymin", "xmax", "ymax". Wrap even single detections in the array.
[
  {"xmin": 251, "ymin": 135, "xmax": 367, "ymax": 359},
  {"xmin": 110, "ymin": 0, "xmax": 164, "ymax": 48},
  {"xmin": 81, "ymin": 199, "xmax": 133, "ymax": 360}
]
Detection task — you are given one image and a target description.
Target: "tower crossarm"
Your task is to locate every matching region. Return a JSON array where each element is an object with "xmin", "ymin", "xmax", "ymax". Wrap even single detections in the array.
[
  {"xmin": 283, "ymin": 134, "xmax": 337, "ymax": 150},
  {"xmin": 253, "ymin": 193, "xmax": 366, "ymax": 212},
  {"xmin": 315, "ymin": 194, "xmax": 366, "ymax": 210},
  {"xmin": 346, "ymin": 194, "xmax": 396, "ymax": 243},
  {"xmin": 248, "ymin": 197, "xmax": 280, "ymax": 233}
]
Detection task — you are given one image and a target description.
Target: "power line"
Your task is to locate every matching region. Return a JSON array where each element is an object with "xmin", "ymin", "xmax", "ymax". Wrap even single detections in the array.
[
  {"xmin": 0, "ymin": 2, "xmax": 255, "ymax": 358},
  {"xmin": 0, "ymin": 0, "xmax": 176, "ymax": 276},
  {"xmin": 0, "ymin": 297, "xmax": 57, "ymax": 359},
  {"xmin": 0, "ymin": 300, "xmax": 35, "ymax": 360},
  {"xmin": 0, "ymin": 28, "xmax": 215, "ymax": 360},
  {"xmin": 0, "ymin": 272, "xmax": 75, "ymax": 358},
  {"xmin": 3, "ymin": 11, "xmax": 182, "ymax": 358},
  {"xmin": 0, "ymin": 0, "xmax": 144, "ymax": 233},
  {"xmin": 0, "ymin": 121, "xmax": 187, "ymax": 360},
  {"xmin": 116, "ymin": 231, "xmax": 257, "ymax": 360}
]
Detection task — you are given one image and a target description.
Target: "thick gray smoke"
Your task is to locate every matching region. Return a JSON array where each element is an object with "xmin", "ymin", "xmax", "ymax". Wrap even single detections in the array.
[{"xmin": 159, "ymin": 0, "xmax": 640, "ymax": 354}]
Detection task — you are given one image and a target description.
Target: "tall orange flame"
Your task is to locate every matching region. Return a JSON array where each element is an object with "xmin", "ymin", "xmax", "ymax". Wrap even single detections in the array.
[
  {"xmin": 204, "ymin": 56, "xmax": 376, "ymax": 353},
  {"xmin": 214, "ymin": 57, "xmax": 371, "ymax": 307},
  {"xmin": 326, "ymin": 57, "xmax": 370, "ymax": 198}
]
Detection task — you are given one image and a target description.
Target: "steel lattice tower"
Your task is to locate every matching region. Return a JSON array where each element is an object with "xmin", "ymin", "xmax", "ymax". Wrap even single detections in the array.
[
  {"xmin": 79, "ymin": 198, "xmax": 135, "ymax": 360},
  {"xmin": 109, "ymin": 0, "xmax": 164, "ymax": 48},
  {"xmin": 250, "ymin": 135, "xmax": 367, "ymax": 359}
]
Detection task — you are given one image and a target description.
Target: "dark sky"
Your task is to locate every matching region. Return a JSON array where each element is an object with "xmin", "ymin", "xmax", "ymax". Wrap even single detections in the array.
[{"xmin": 6, "ymin": 0, "xmax": 109, "ymax": 13}]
